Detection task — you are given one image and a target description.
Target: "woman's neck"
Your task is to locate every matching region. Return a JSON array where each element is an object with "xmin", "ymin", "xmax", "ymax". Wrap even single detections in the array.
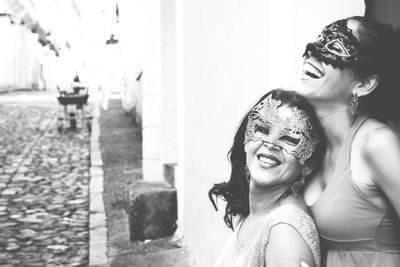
[
  {"xmin": 312, "ymin": 101, "xmax": 353, "ymax": 149},
  {"xmin": 248, "ymin": 185, "xmax": 289, "ymax": 219}
]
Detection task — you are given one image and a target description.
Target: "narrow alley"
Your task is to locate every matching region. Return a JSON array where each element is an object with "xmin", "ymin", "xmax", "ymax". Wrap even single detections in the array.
[{"xmin": 0, "ymin": 0, "xmax": 398, "ymax": 266}]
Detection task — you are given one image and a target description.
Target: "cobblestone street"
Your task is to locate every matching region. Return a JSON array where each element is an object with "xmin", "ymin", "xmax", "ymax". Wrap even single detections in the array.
[{"xmin": 0, "ymin": 95, "xmax": 91, "ymax": 267}]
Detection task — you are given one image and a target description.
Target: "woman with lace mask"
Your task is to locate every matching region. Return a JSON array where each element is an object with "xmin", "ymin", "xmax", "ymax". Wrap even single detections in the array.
[
  {"xmin": 297, "ymin": 16, "xmax": 400, "ymax": 267},
  {"xmin": 209, "ymin": 89, "xmax": 326, "ymax": 267}
]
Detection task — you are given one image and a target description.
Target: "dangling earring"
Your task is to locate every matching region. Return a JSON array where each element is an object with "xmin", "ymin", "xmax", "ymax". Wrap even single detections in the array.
[
  {"xmin": 291, "ymin": 168, "xmax": 311, "ymax": 196},
  {"xmin": 244, "ymin": 165, "xmax": 250, "ymax": 183},
  {"xmin": 348, "ymin": 93, "xmax": 359, "ymax": 115},
  {"xmin": 291, "ymin": 177, "xmax": 305, "ymax": 196}
]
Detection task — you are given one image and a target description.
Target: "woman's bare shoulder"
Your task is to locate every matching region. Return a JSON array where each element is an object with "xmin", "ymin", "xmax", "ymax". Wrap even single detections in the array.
[
  {"xmin": 266, "ymin": 221, "xmax": 316, "ymax": 267},
  {"xmin": 360, "ymin": 121, "xmax": 400, "ymax": 157},
  {"xmin": 356, "ymin": 118, "xmax": 399, "ymax": 152},
  {"xmin": 358, "ymin": 119, "xmax": 400, "ymax": 185}
]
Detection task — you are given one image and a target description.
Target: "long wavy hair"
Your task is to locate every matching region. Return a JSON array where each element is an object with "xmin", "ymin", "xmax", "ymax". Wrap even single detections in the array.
[{"xmin": 208, "ymin": 89, "xmax": 326, "ymax": 229}]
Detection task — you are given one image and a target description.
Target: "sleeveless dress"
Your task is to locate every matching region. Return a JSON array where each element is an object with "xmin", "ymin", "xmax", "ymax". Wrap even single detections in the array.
[
  {"xmin": 213, "ymin": 204, "xmax": 320, "ymax": 267},
  {"xmin": 309, "ymin": 114, "xmax": 400, "ymax": 267}
]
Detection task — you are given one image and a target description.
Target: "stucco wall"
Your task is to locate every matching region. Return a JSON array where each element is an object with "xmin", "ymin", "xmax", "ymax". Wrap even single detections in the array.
[
  {"xmin": 0, "ymin": 18, "xmax": 52, "ymax": 91},
  {"xmin": 178, "ymin": 1, "xmax": 365, "ymax": 266},
  {"xmin": 161, "ymin": 0, "xmax": 178, "ymax": 166}
]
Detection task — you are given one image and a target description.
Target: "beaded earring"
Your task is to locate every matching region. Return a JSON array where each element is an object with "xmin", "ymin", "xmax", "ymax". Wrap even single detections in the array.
[
  {"xmin": 348, "ymin": 93, "xmax": 359, "ymax": 115},
  {"xmin": 291, "ymin": 168, "xmax": 311, "ymax": 196}
]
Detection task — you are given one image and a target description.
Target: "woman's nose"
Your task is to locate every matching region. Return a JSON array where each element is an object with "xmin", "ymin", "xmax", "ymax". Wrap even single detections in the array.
[
  {"xmin": 304, "ymin": 50, "xmax": 312, "ymax": 59},
  {"xmin": 263, "ymin": 141, "xmax": 281, "ymax": 150}
]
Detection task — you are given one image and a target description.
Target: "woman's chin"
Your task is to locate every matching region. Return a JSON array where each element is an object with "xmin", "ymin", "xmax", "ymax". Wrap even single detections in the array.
[{"xmin": 250, "ymin": 175, "xmax": 276, "ymax": 188}]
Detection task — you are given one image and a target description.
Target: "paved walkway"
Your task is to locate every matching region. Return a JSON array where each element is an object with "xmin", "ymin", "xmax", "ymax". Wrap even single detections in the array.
[
  {"xmin": 99, "ymin": 99, "xmax": 194, "ymax": 267},
  {"xmin": 0, "ymin": 91, "xmax": 193, "ymax": 266},
  {"xmin": 0, "ymin": 91, "xmax": 92, "ymax": 266}
]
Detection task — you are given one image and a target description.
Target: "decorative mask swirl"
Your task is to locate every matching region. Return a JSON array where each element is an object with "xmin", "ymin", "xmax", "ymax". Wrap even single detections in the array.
[{"xmin": 244, "ymin": 94, "xmax": 318, "ymax": 165}]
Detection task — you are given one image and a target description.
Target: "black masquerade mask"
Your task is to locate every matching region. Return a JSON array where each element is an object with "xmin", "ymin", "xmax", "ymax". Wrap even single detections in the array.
[{"xmin": 303, "ymin": 19, "xmax": 363, "ymax": 68}]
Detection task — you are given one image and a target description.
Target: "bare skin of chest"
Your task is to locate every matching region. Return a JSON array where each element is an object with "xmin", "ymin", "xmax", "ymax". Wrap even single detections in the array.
[{"xmin": 304, "ymin": 124, "xmax": 388, "ymax": 209}]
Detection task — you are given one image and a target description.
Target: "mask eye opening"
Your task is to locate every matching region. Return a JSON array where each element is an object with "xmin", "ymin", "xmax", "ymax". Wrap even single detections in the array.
[
  {"xmin": 280, "ymin": 136, "xmax": 300, "ymax": 146},
  {"xmin": 254, "ymin": 124, "xmax": 270, "ymax": 136},
  {"xmin": 325, "ymin": 39, "xmax": 351, "ymax": 57}
]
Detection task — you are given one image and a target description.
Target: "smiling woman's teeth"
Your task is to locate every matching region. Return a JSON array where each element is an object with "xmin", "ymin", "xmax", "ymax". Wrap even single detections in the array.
[
  {"xmin": 303, "ymin": 63, "xmax": 322, "ymax": 79},
  {"xmin": 258, "ymin": 155, "xmax": 279, "ymax": 167}
]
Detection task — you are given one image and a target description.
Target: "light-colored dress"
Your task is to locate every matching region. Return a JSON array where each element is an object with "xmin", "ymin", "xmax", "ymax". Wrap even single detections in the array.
[
  {"xmin": 214, "ymin": 204, "xmax": 320, "ymax": 267},
  {"xmin": 310, "ymin": 114, "xmax": 400, "ymax": 267}
]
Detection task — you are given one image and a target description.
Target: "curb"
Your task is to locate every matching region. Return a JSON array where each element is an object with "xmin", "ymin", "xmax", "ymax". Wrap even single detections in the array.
[{"xmin": 89, "ymin": 100, "xmax": 108, "ymax": 266}]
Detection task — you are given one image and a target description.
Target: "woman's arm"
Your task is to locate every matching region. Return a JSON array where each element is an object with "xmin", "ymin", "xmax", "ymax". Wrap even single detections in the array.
[
  {"xmin": 363, "ymin": 127, "xmax": 400, "ymax": 216},
  {"xmin": 265, "ymin": 223, "xmax": 316, "ymax": 267}
]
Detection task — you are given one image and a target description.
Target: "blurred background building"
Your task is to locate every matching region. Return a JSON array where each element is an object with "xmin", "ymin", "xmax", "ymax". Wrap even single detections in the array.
[{"xmin": 1, "ymin": 0, "xmax": 399, "ymax": 266}]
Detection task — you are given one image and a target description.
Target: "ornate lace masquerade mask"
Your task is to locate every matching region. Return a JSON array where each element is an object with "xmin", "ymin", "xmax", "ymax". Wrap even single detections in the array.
[
  {"xmin": 244, "ymin": 94, "xmax": 318, "ymax": 164},
  {"xmin": 303, "ymin": 19, "xmax": 363, "ymax": 67}
]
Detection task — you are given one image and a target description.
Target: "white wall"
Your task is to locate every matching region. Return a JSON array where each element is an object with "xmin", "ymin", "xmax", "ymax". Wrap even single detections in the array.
[
  {"xmin": 0, "ymin": 17, "xmax": 56, "ymax": 92},
  {"xmin": 161, "ymin": 0, "xmax": 178, "ymax": 166},
  {"xmin": 177, "ymin": 1, "xmax": 365, "ymax": 266},
  {"xmin": 142, "ymin": 0, "xmax": 164, "ymax": 182},
  {"xmin": 0, "ymin": 0, "xmax": 85, "ymax": 92},
  {"xmin": 139, "ymin": 0, "xmax": 179, "ymax": 182},
  {"xmin": 180, "ymin": 2, "xmax": 272, "ymax": 265},
  {"xmin": 119, "ymin": 0, "xmax": 146, "ymax": 118}
]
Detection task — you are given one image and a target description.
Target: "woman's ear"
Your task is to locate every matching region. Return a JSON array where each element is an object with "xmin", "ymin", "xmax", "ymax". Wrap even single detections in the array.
[
  {"xmin": 355, "ymin": 74, "xmax": 379, "ymax": 97},
  {"xmin": 244, "ymin": 143, "xmax": 248, "ymax": 153}
]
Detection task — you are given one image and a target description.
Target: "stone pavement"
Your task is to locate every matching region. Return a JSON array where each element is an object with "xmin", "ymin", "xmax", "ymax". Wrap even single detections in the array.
[
  {"xmin": 0, "ymin": 91, "xmax": 91, "ymax": 266},
  {"xmin": 0, "ymin": 91, "xmax": 194, "ymax": 267}
]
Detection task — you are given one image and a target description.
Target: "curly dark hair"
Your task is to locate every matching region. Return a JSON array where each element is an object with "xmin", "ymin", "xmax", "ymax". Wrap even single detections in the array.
[
  {"xmin": 345, "ymin": 16, "xmax": 400, "ymax": 123},
  {"xmin": 208, "ymin": 89, "xmax": 326, "ymax": 229}
]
